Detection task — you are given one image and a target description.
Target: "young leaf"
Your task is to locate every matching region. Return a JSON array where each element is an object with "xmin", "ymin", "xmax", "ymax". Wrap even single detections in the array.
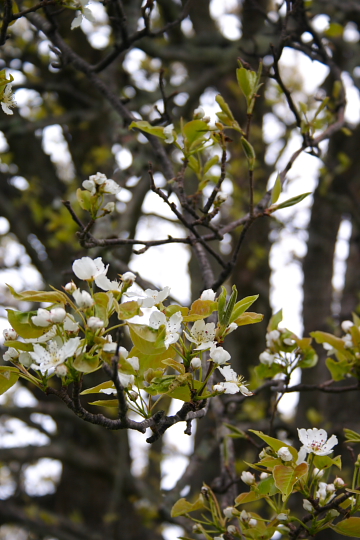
[
  {"xmin": 128, "ymin": 120, "xmax": 166, "ymax": 139},
  {"xmin": 344, "ymin": 428, "xmax": 360, "ymax": 443},
  {"xmin": 331, "ymin": 517, "xmax": 360, "ymax": 537},
  {"xmin": 248, "ymin": 430, "xmax": 298, "ymax": 461},
  {"xmin": 0, "ymin": 366, "xmax": 20, "ymax": 395},
  {"xmin": 234, "ymin": 312, "xmax": 264, "ymax": 326},
  {"xmin": 171, "ymin": 495, "xmax": 205, "ymax": 517},
  {"xmin": 270, "ymin": 192, "xmax": 311, "ymax": 211},
  {"xmin": 273, "ymin": 463, "xmax": 308, "ymax": 501},
  {"xmin": 230, "ymin": 294, "xmax": 259, "ymax": 323},
  {"xmin": 271, "ymin": 174, "xmax": 282, "ymax": 204},
  {"xmin": 241, "ymin": 137, "xmax": 256, "ymax": 171}
]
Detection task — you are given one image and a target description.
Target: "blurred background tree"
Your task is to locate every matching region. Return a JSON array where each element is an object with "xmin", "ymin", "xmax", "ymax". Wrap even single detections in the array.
[{"xmin": 0, "ymin": 1, "xmax": 359, "ymax": 539}]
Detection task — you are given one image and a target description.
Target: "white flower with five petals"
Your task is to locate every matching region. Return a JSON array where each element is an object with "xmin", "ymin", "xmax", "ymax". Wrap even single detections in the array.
[
  {"xmin": 1, "ymin": 84, "xmax": 16, "ymax": 115},
  {"xmin": 184, "ymin": 320, "xmax": 216, "ymax": 350},
  {"xmin": 216, "ymin": 365, "xmax": 253, "ymax": 396},
  {"xmin": 72, "ymin": 257, "xmax": 108, "ymax": 281},
  {"xmin": 29, "ymin": 337, "xmax": 81, "ymax": 374},
  {"xmin": 136, "ymin": 287, "xmax": 171, "ymax": 308},
  {"xmin": 149, "ymin": 310, "xmax": 182, "ymax": 349},
  {"xmin": 297, "ymin": 428, "xmax": 338, "ymax": 456}
]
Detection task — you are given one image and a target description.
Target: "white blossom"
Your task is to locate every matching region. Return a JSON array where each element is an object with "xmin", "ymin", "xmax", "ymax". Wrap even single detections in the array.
[
  {"xmin": 82, "ymin": 179, "xmax": 96, "ymax": 195},
  {"xmin": 334, "ymin": 477, "xmax": 345, "ymax": 488},
  {"xmin": 1, "ymin": 84, "xmax": 16, "ymax": 115},
  {"xmin": 149, "ymin": 310, "xmax": 182, "ymax": 348},
  {"xmin": 223, "ymin": 507, "xmax": 236, "ymax": 519},
  {"xmin": 64, "ymin": 315, "xmax": 80, "ymax": 333},
  {"xmin": 277, "ymin": 447, "xmax": 293, "ymax": 462},
  {"xmin": 249, "ymin": 519, "xmax": 257, "ymax": 527},
  {"xmin": 215, "ymin": 192, "xmax": 228, "ymax": 204},
  {"xmin": 193, "ymin": 107, "xmax": 205, "ymax": 119},
  {"xmin": 191, "ymin": 357, "xmax": 201, "ymax": 370},
  {"xmin": 3, "ymin": 347, "xmax": 19, "ymax": 362},
  {"xmin": 102, "ymin": 178, "xmax": 120, "ymax": 195},
  {"xmin": 3, "ymin": 328, "xmax": 18, "ymax": 341},
  {"xmin": 71, "ymin": 0, "xmax": 96, "ymax": 29},
  {"xmin": 210, "ymin": 345, "xmax": 230, "ymax": 365},
  {"xmin": 73, "ymin": 289, "xmax": 94, "ymax": 308},
  {"xmin": 283, "ymin": 338, "xmax": 295, "ymax": 346},
  {"xmin": 259, "ymin": 350, "xmax": 275, "ymax": 365},
  {"xmin": 266, "ymin": 329, "xmax": 280, "ymax": 348},
  {"xmin": 298, "ymin": 428, "xmax": 338, "ymax": 456},
  {"xmin": 31, "ymin": 307, "xmax": 66, "ymax": 327},
  {"xmin": 316, "ymin": 482, "xmax": 328, "ymax": 502},
  {"xmin": 277, "ymin": 514, "xmax": 288, "ymax": 521},
  {"xmin": 56, "ymin": 364, "xmax": 68, "ymax": 377},
  {"xmin": 87, "ymin": 316, "xmax": 104, "ymax": 330},
  {"xmin": 213, "ymin": 384, "xmax": 225, "ymax": 393},
  {"xmin": 227, "ymin": 525, "xmax": 237, "ymax": 535},
  {"xmin": 217, "ymin": 365, "xmax": 253, "ymax": 396},
  {"xmin": 240, "ymin": 510, "xmax": 251, "ymax": 522},
  {"xmin": 163, "ymin": 124, "xmax": 175, "ymax": 144},
  {"xmin": 313, "ymin": 467, "xmax": 324, "ymax": 479},
  {"xmin": 341, "ymin": 320, "xmax": 354, "ymax": 332},
  {"xmin": 138, "ymin": 287, "xmax": 170, "ymax": 308},
  {"xmin": 103, "ymin": 202, "xmax": 115, "ymax": 213},
  {"xmin": 125, "ymin": 356, "xmax": 139, "ymax": 371},
  {"xmin": 241, "ymin": 471, "xmax": 255, "ymax": 485},
  {"xmin": 342, "ymin": 334, "xmax": 353, "ymax": 348},
  {"xmin": 200, "ymin": 289, "xmax": 216, "ymax": 301},
  {"xmin": 119, "ymin": 372, "xmax": 135, "ymax": 388},
  {"xmin": 122, "ymin": 272, "xmax": 136, "ymax": 283},
  {"xmin": 260, "ymin": 472, "xmax": 270, "ymax": 480},
  {"xmin": 185, "ymin": 320, "xmax": 216, "ymax": 351},
  {"xmin": 303, "ymin": 499, "xmax": 314, "ymax": 512},
  {"xmin": 64, "ymin": 282, "xmax": 77, "ymax": 293},
  {"xmin": 95, "ymin": 274, "xmax": 121, "ymax": 292},
  {"xmin": 72, "ymin": 256, "xmax": 108, "ymax": 281},
  {"xmin": 19, "ymin": 352, "xmax": 32, "ymax": 367},
  {"xmin": 29, "ymin": 337, "xmax": 81, "ymax": 374}
]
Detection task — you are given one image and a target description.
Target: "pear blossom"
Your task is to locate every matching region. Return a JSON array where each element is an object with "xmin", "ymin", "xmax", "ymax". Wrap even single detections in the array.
[
  {"xmin": 341, "ymin": 320, "xmax": 354, "ymax": 332},
  {"xmin": 31, "ymin": 307, "xmax": 66, "ymax": 327},
  {"xmin": 209, "ymin": 345, "xmax": 230, "ymax": 365},
  {"xmin": 260, "ymin": 472, "xmax": 270, "ymax": 480},
  {"xmin": 303, "ymin": 499, "xmax": 314, "ymax": 512},
  {"xmin": 266, "ymin": 329, "xmax": 280, "ymax": 348},
  {"xmin": 122, "ymin": 272, "xmax": 136, "ymax": 283},
  {"xmin": 3, "ymin": 328, "xmax": 18, "ymax": 341},
  {"xmin": 313, "ymin": 467, "xmax": 324, "ymax": 478},
  {"xmin": 87, "ymin": 316, "xmax": 104, "ymax": 330},
  {"xmin": 73, "ymin": 289, "xmax": 94, "ymax": 309},
  {"xmin": 249, "ymin": 519, "xmax": 258, "ymax": 527},
  {"xmin": 200, "ymin": 289, "xmax": 216, "ymax": 301},
  {"xmin": 29, "ymin": 337, "xmax": 81, "ymax": 374},
  {"xmin": 19, "ymin": 352, "xmax": 32, "ymax": 367},
  {"xmin": 227, "ymin": 526, "xmax": 237, "ymax": 535},
  {"xmin": 119, "ymin": 372, "xmax": 135, "ymax": 388},
  {"xmin": 149, "ymin": 310, "xmax": 182, "ymax": 348},
  {"xmin": 214, "ymin": 192, "xmax": 228, "ymax": 205},
  {"xmin": 213, "ymin": 384, "xmax": 225, "ymax": 393},
  {"xmin": 3, "ymin": 347, "xmax": 19, "ymax": 362},
  {"xmin": 64, "ymin": 281, "xmax": 77, "ymax": 293},
  {"xmin": 190, "ymin": 357, "xmax": 201, "ymax": 370},
  {"xmin": 82, "ymin": 179, "xmax": 96, "ymax": 195},
  {"xmin": 298, "ymin": 428, "xmax": 338, "ymax": 456},
  {"xmin": 241, "ymin": 471, "xmax": 255, "ymax": 485},
  {"xmin": 240, "ymin": 510, "xmax": 251, "ymax": 522},
  {"xmin": 1, "ymin": 84, "xmax": 16, "ymax": 115},
  {"xmin": 185, "ymin": 320, "xmax": 216, "ymax": 351},
  {"xmin": 64, "ymin": 315, "xmax": 80, "ymax": 333},
  {"xmin": 223, "ymin": 507, "xmax": 236, "ymax": 519},
  {"xmin": 82, "ymin": 172, "xmax": 120, "ymax": 195},
  {"xmin": 103, "ymin": 202, "xmax": 115, "ymax": 214},
  {"xmin": 137, "ymin": 286, "xmax": 171, "ymax": 308},
  {"xmin": 71, "ymin": 0, "xmax": 96, "ymax": 29},
  {"xmin": 277, "ymin": 514, "xmax": 288, "ymax": 521},
  {"xmin": 217, "ymin": 365, "xmax": 253, "ymax": 396},
  {"xmin": 259, "ymin": 350, "xmax": 275, "ymax": 365},
  {"xmin": 56, "ymin": 364, "xmax": 68, "ymax": 377},
  {"xmin": 277, "ymin": 447, "xmax": 293, "ymax": 462},
  {"xmin": 72, "ymin": 256, "xmax": 108, "ymax": 281},
  {"xmin": 334, "ymin": 477, "xmax": 345, "ymax": 488},
  {"xmin": 342, "ymin": 334, "xmax": 353, "ymax": 348},
  {"xmin": 163, "ymin": 124, "xmax": 175, "ymax": 144},
  {"xmin": 95, "ymin": 274, "xmax": 121, "ymax": 292},
  {"xmin": 125, "ymin": 356, "xmax": 139, "ymax": 371},
  {"xmin": 193, "ymin": 107, "xmax": 205, "ymax": 119}
]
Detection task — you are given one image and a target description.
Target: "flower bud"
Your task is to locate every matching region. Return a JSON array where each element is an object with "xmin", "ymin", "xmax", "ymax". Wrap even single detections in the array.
[
  {"xmin": 129, "ymin": 391, "xmax": 139, "ymax": 401},
  {"xmin": 50, "ymin": 307, "xmax": 67, "ymax": 323},
  {"xmin": 277, "ymin": 447, "xmax": 293, "ymax": 462},
  {"xmin": 193, "ymin": 107, "xmax": 205, "ymax": 119},
  {"xmin": 73, "ymin": 289, "xmax": 94, "ymax": 309},
  {"xmin": 303, "ymin": 499, "xmax": 313, "ymax": 512},
  {"xmin": 87, "ymin": 316, "xmax": 104, "ymax": 330},
  {"xmin": 240, "ymin": 510, "xmax": 250, "ymax": 522},
  {"xmin": 227, "ymin": 525, "xmax": 237, "ymax": 534},
  {"xmin": 213, "ymin": 384, "xmax": 225, "ymax": 393},
  {"xmin": 200, "ymin": 288, "xmax": 216, "ymax": 301},
  {"xmin": 3, "ymin": 347, "xmax": 20, "ymax": 362},
  {"xmin": 56, "ymin": 364, "xmax": 68, "ymax": 377},
  {"xmin": 3, "ymin": 328, "xmax": 18, "ymax": 341},
  {"xmin": 334, "ymin": 477, "xmax": 345, "ymax": 488},
  {"xmin": 103, "ymin": 202, "xmax": 115, "ymax": 214},
  {"xmin": 126, "ymin": 356, "xmax": 140, "ymax": 371},
  {"xmin": 313, "ymin": 467, "xmax": 324, "ymax": 478},
  {"xmin": 241, "ymin": 471, "xmax": 255, "ymax": 485},
  {"xmin": 214, "ymin": 192, "xmax": 228, "ymax": 205},
  {"xmin": 326, "ymin": 483, "xmax": 336, "ymax": 494},
  {"xmin": 249, "ymin": 519, "xmax": 257, "ymax": 527},
  {"xmin": 277, "ymin": 513, "xmax": 288, "ymax": 521},
  {"xmin": 65, "ymin": 281, "xmax": 77, "ymax": 293},
  {"xmin": 259, "ymin": 351, "xmax": 275, "ymax": 365},
  {"xmin": 223, "ymin": 507, "xmax": 236, "ymax": 519},
  {"xmin": 191, "ymin": 357, "xmax": 201, "ymax": 370},
  {"xmin": 192, "ymin": 524, "xmax": 202, "ymax": 534},
  {"xmin": 122, "ymin": 272, "xmax": 136, "ymax": 283},
  {"xmin": 341, "ymin": 320, "xmax": 354, "ymax": 332},
  {"xmin": 260, "ymin": 472, "xmax": 270, "ymax": 480},
  {"xmin": 19, "ymin": 352, "xmax": 32, "ymax": 367}
]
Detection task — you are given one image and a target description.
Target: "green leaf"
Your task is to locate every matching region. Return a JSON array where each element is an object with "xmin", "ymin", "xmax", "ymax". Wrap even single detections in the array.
[
  {"xmin": 89, "ymin": 399, "xmax": 119, "ymax": 408},
  {"xmin": 73, "ymin": 353, "xmax": 100, "ymax": 373},
  {"xmin": 256, "ymin": 456, "xmax": 282, "ymax": 469},
  {"xmin": 183, "ymin": 299, "xmax": 217, "ymax": 322},
  {"xmin": 164, "ymin": 305, "xmax": 189, "ymax": 318},
  {"xmin": 271, "ymin": 174, "xmax": 282, "ymax": 204},
  {"xmin": 257, "ymin": 475, "xmax": 278, "ymax": 496},
  {"xmin": 344, "ymin": 428, "xmax": 360, "ymax": 443},
  {"xmin": 267, "ymin": 309, "xmax": 282, "ymax": 331},
  {"xmin": 297, "ymin": 349, "xmax": 318, "ymax": 369},
  {"xmin": 311, "ymin": 331, "xmax": 346, "ymax": 350},
  {"xmin": 76, "ymin": 188, "xmax": 93, "ymax": 212},
  {"xmin": 128, "ymin": 121, "xmax": 166, "ymax": 139},
  {"xmin": 249, "ymin": 430, "xmax": 298, "ymax": 461},
  {"xmin": 236, "ymin": 67, "xmax": 257, "ymax": 103},
  {"xmin": 171, "ymin": 495, "xmax": 205, "ymax": 517},
  {"xmin": 241, "ymin": 137, "xmax": 256, "ymax": 171},
  {"xmin": 325, "ymin": 358, "xmax": 350, "ymax": 381},
  {"xmin": 4, "ymin": 341, "xmax": 33, "ymax": 351},
  {"xmin": 235, "ymin": 491, "xmax": 266, "ymax": 505},
  {"xmin": 230, "ymin": 295, "xmax": 259, "ymax": 323},
  {"xmin": 313, "ymin": 454, "xmax": 341, "ymax": 470},
  {"xmin": 128, "ymin": 324, "xmax": 167, "ymax": 355},
  {"xmin": 203, "ymin": 155, "xmax": 219, "ymax": 175},
  {"xmin": 7, "ymin": 284, "xmax": 68, "ymax": 305},
  {"xmin": 183, "ymin": 120, "xmax": 209, "ymax": 152},
  {"xmin": 6, "ymin": 310, "xmax": 51, "ymax": 339},
  {"xmin": 223, "ymin": 423, "xmax": 247, "ymax": 438},
  {"xmin": 162, "ymin": 358, "xmax": 185, "ymax": 374},
  {"xmin": 81, "ymin": 381, "xmax": 115, "ymax": 395},
  {"xmin": 255, "ymin": 362, "xmax": 284, "ymax": 379},
  {"xmin": 331, "ymin": 518, "xmax": 360, "ymax": 537},
  {"xmin": 0, "ymin": 366, "xmax": 20, "ymax": 395},
  {"xmin": 131, "ymin": 346, "xmax": 175, "ymax": 381},
  {"xmin": 93, "ymin": 292, "xmax": 112, "ymax": 327},
  {"xmin": 234, "ymin": 312, "xmax": 264, "ymax": 326},
  {"xmin": 273, "ymin": 463, "xmax": 308, "ymax": 501},
  {"xmin": 271, "ymin": 192, "xmax": 311, "ymax": 211},
  {"xmin": 325, "ymin": 22, "xmax": 344, "ymax": 38},
  {"xmin": 116, "ymin": 300, "xmax": 143, "ymax": 320},
  {"xmin": 218, "ymin": 287, "xmax": 228, "ymax": 325},
  {"xmin": 215, "ymin": 95, "xmax": 235, "ymax": 121}
]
